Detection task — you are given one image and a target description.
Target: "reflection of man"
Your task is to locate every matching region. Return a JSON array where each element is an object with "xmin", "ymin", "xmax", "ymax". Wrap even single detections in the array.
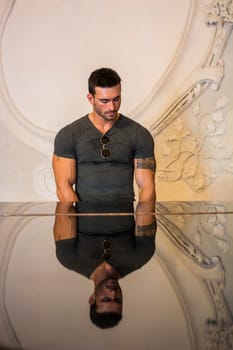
[
  {"xmin": 52, "ymin": 68, "xmax": 156, "ymax": 202},
  {"xmin": 53, "ymin": 201, "xmax": 156, "ymax": 328},
  {"xmin": 88, "ymin": 263, "xmax": 123, "ymax": 328}
]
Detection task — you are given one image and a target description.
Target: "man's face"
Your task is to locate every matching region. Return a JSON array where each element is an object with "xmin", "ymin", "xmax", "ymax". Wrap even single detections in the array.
[
  {"xmin": 87, "ymin": 84, "xmax": 121, "ymax": 121},
  {"xmin": 89, "ymin": 277, "xmax": 123, "ymax": 314}
]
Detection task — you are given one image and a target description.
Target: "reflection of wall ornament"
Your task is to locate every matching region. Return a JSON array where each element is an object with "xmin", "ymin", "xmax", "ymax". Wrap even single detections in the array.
[
  {"xmin": 157, "ymin": 201, "xmax": 232, "ymax": 252},
  {"xmin": 157, "ymin": 208, "xmax": 222, "ymax": 269},
  {"xmin": 197, "ymin": 206, "xmax": 231, "ymax": 253},
  {"xmin": 0, "ymin": 203, "xmax": 36, "ymax": 348},
  {"xmin": 204, "ymin": 278, "xmax": 233, "ymax": 350},
  {"xmin": 157, "ymin": 201, "xmax": 233, "ymax": 350},
  {"xmin": 157, "ymin": 96, "xmax": 232, "ymax": 191},
  {"xmin": 151, "ymin": 0, "xmax": 233, "ymax": 136}
]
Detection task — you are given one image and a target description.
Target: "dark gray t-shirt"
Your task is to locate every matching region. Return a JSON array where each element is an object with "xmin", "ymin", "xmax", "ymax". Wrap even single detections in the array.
[
  {"xmin": 55, "ymin": 232, "xmax": 155, "ymax": 278},
  {"xmin": 55, "ymin": 201, "xmax": 156, "ymax": 278},
  {"xmin": 54, "ymin": 114, "xmax": 154, "ymax": 201}
]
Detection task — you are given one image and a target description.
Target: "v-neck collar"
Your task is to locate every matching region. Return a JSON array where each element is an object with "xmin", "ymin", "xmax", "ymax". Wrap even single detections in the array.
[{"xmin": 87, "ymin": 113, "xmax": 121, "ymax": 135}]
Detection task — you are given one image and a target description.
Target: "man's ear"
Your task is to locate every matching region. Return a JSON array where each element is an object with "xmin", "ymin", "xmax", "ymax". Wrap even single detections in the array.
[
  {"xmin": 87, "ymin": 93, "xmax": 94, "ymax": 105},
  {"xmin": 88, "ymin": 294, "xmax": 96, "ymax": 305}
]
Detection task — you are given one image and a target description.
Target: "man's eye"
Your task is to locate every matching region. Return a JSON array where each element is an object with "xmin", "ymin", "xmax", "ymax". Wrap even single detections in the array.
[
  {"xmin": 115, "ymin": 298, "xmax": 122, "ymax": 304},
  {"xmin": 102, "ymin": 297, "xmax": 111, "ymax": 302},
  {"xmin": 101, "ymin": 100, "xmax": 108, "ymax": 104}
]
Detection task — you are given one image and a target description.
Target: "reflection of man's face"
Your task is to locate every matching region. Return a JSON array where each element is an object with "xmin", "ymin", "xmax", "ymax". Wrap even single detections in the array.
[{"xmin": 90, "ymin": 277, "xmax": 123, "ymax": 314}]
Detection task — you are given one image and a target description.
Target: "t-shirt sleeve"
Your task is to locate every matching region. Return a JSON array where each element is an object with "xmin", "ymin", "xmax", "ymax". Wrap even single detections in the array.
[
  {"xmin": 54, "ymin": 125, "xmax": 76, "ymax": 159},
  {"xmin": 135, "ymin": 235, "xmax": 156, "ymax": 264},
  {"xmin": 134, "ymin": 126, "xmax": 155, "ymax": 159},
  {"xmin": 55, "ymin": 238, "xmax": 77, "ymax": 270}
]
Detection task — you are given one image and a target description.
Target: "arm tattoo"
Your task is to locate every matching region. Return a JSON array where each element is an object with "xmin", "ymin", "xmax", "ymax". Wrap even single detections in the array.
[
  {"xmin": 135, "ymin": 157, "xmax": 156, "ymax": 171},
  {"xmin": 136, "ymin": 223, "xmax": 156, "ymax": 236}
]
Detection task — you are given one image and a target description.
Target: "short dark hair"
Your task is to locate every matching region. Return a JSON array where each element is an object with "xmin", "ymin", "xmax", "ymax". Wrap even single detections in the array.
[
  {"xmin": 88, "ymin": 68, "xmax": 121, "ymax": 95},
  {"xmin": 90, "ymin": 303, "xmax": 122, "ymax": 329}
]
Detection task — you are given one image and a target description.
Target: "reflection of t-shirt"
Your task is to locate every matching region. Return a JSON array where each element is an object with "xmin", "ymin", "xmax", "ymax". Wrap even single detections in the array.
[
  {"xmin": 56, "ymin": 232, "xmax": 155, "ymax": 278},
  {"xmin": 54, "ymin": 114, "xmax": 154, "ymax": 201}
]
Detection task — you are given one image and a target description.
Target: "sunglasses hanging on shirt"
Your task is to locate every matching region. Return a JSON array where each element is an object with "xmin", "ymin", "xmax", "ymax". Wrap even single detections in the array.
[{"xmin": 100, "ymin": 135, "xmax": 110, "ymax": 159}]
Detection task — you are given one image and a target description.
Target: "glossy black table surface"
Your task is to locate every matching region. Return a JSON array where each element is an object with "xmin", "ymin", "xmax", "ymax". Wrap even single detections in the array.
[{"xmin": 0, "ymin": 201, "xmax": 232, "ymax": 350}]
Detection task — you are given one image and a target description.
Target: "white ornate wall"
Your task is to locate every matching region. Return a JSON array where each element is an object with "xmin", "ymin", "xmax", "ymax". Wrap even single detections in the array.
[{"xmin": 0, "ymin": 0, "xmax": 232, "ymax": 201}]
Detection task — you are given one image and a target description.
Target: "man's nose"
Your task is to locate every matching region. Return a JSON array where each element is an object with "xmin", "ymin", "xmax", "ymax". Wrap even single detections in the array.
[
  {"xmin": 108, "ymin": 100, "xmax": 115, "ymax": 110},
  {"xmin": 108, "ymin": 287, "xmax": 118, "ymax": 293}
]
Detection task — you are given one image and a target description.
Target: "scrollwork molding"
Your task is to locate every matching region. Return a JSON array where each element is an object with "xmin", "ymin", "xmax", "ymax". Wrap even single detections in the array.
[{"xmin": 151, "ymin": 0, "xmax": 233, "ymax": 137}]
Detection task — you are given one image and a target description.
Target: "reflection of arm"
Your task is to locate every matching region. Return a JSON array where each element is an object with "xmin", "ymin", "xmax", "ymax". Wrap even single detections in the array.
[
  {"xmin": 135, "ymin": 201, "xmax": 157, "ymax": 237},
  {"xmin": 54, "ymin": 202, "xmax": 78, "ymax": 270},
  {"xmin": 134, "ymin": 157, "xmax": 156, "ymax": 202},
  {"xmin": 129, "ymin": 202, "xmax": 156, "ymax": 269},
  {"xmin": 53, "ymin": 202, "xmax": 77, "ymax": 241},
  {"xmin": 52, "ymin": 155, "xmax": 78, "ymax": 202}
]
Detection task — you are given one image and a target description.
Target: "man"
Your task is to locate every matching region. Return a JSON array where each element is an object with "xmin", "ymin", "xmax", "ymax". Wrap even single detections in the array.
[
  {"xmin": 52, "ymin": 68, "xmax": 156, "ymax": 202},
  {"xmin": 54, "ymin": 201, "xmax": 156, "ymax": 328}
]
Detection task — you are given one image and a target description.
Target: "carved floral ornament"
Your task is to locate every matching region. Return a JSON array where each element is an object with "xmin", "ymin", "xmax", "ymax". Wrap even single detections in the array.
[
  {"xmin": 153, "ymin": 0, "xmax": 233, "ymax": 192},
  {"xmin": 157, "ymin": 95, "xmax": 233, "ymax": 191},
  {"xmin": 206, "ymin": 0, "xmax": 233, "ymax": 24}
]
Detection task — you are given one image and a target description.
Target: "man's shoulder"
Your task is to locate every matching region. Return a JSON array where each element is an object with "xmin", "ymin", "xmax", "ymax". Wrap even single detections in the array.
[
  {"xmin": 64, "ymin": 114, "xmax": 88, "ymax": 129},
  {"xmin": 56, "ymin": 115, "xmax": 88, "ymax": 136},
  {"xmin": 120, "ymin": 114, "xmax": 147, "ymax": 128},
  {"xmin": 119, "ymin": 114, "xmax": 152, "ymax": 134}
]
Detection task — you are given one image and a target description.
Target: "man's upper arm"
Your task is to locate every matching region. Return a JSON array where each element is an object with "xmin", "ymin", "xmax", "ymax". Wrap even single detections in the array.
[
  {"xmin": 52, "ymin": 155, "xmax": 78, "ymax": 201},
  {"xmin": 53, "ymin": 123, "xmax": 79, "ymax": 200},
  {"xmin": 53, "ymin": 155, "xmax": 76, "ymax": 186}
]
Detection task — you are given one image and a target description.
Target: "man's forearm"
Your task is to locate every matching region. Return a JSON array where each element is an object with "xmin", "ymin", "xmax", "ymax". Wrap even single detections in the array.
[
  {"xmin": 54, "ymin": 202, "xmax": 77, "ymax": 241},
  {"xmin": 138, "ymin": 186, "xmax": 156, "ymax": 202},
  {"xmin": 134, "ymin": 157, "xmax": 156, "ymax": 202},
  {"xmin": 56, "ymin": 185, "xmax": 78, "ymax": 202},
  {"xmin": 52, "ymin": 155, "xmax": 78, "ymax": 202}
]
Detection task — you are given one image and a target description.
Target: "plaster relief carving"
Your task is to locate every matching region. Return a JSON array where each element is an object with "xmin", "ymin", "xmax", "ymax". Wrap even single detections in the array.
[
  {"xmin": 35, "ymin": 166, "xmax": 56, "ymax": 200},
  {"xmin": 206, "ymin": 0, "xmax": 233, "ymax": 25},
  {"xmin": 0, "ymin": 0, "xmax": 54, "ymax": 157},
  {"xmin": 151, "ymin": 0, "xmax": 233, "ymax": 137},
  {"xmin": 0, "ymin": 0, "xmax": 190, "ymax": 135},
  {"xmin": 205, "ymin": 319, "xmax": 233, "ymax": 350},
  {"xmin": 157, "ymin": 95, "xmax": 232, "ymax": 191}
]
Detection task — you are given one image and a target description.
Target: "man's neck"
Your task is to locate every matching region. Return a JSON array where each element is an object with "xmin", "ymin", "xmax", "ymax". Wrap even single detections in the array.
[
  {"xmin": 90, "ymin": 261, "xmax": 120, "ymax": 286},
  {"xmin": 88, "ymin": 112, "xmax": 119, "ymax": 134}
]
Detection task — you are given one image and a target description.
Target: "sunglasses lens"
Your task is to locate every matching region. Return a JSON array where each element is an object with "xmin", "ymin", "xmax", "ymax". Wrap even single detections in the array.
[
  {"xmin": 100, "ymin": 135, "xmax": 110, "ymax": 158},
  {"xmin": 102, "ymin": 252, "xmax": 111, "ymax": 260},
  {"xmin": 101, "ymin": 148, "xmax": 110, "ymax": 158},
  {"xmin": 102, "ymin": 240, "xmax": 111, "ymax": 249},
  {"xmin": 101, "ymin": 135, "xmax": 110, "ymax": 144}
]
